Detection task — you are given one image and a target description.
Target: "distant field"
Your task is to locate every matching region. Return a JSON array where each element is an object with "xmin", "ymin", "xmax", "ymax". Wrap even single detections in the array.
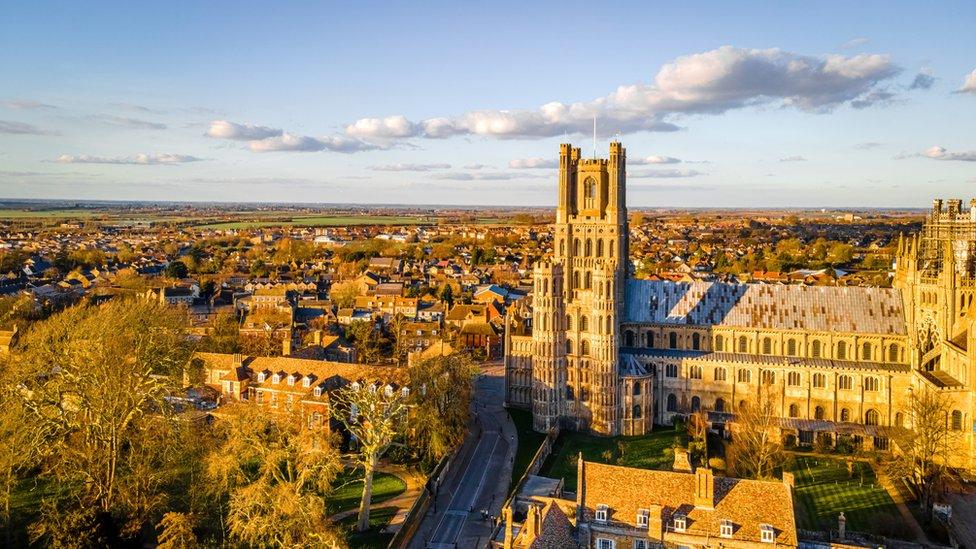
[
  {"xmin": 196, "ymin": 215, "xmax": 434, "ymax": 229},
  {"xmin": 0, "ymin": 208, "xmax": 98, "ymax": 219}
]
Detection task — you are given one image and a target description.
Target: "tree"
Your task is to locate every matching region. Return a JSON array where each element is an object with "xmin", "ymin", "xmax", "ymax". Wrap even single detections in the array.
[
  {"xmin": 687, "ymin": 409, "xmax": 709, "ymax": 465},
  {"xmin": 7, "ymin": 299, "xmax": 193, "ymax": 543},
  {"xmin": 156, "ymin": 512, "xmax": 197, "ymax": 549},
  {"xmin": 438, "ymin": 283, "xmax": 454, "ymax": 309},
  {"xmin": 0, "ymin": 391, "xmax": 39, "ymax": 547},
  {"xmin": 883, "ymin": 386, "xmax": 962, "ymax": 512},
  {"xmin": 329, "ymin": 280, "xmax": 360, "ymax": 309},
  {"xmin": 827, "ymin": 242, "xmax": 854, "ymax": 266},
  {"xmin": 406, "ymin": 355, "xmax": 477, "ymax": 463},
  {"xmin": 726, "ymin": 385, "xmax": 784, "ymax": 479},
  {"xmin": 345, "ymin": 320, "xmax": 383, "ymax": 364},
  {"xmin": 165, "ymin": 260, "xmax": 189, "ymax": 279},
  {"xmin": 331, "ymin": 382, "xmax": 409, "ymax": 532},
  {"xmin": 389, "ymin": 313, "xmax": 409, "ymax": 366}
]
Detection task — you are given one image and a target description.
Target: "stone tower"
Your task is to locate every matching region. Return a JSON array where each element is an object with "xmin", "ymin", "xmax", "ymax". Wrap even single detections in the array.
[{"xmin": 530, "ymin": 142, "xmax": 628, "ymax": 435}]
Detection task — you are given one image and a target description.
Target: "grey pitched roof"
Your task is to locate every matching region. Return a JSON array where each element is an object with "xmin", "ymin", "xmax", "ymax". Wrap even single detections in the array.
[{"xmin": 625, "ymin": 279, "xmax": 906, "ymax": 335}]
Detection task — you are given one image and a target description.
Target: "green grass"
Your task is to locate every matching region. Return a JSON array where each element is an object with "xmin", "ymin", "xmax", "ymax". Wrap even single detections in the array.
[
  {"xmin": 0, "ymin": 208, "xmax": 98, "ymax": 219},
  {"xmin": 509, "ymin": 408, "xmax": 546, "ymax": 492},
  {"xmin": 328, "ymin": 468, "xmax": 407, "ymax": 516},
  {"xmin": 539, "ymin": 427, "xmax": 683, "ymax": 492},
  {"xmin": 339, "ymin": 505, "xmax": 397, "ymax": 548},
  {"xmin": 196, "ymin": 215, "xmax": 434, "ymax": 229},
  {"xmin": 789, "ymin": 455, "xmax": 905, "ymax": 537}
]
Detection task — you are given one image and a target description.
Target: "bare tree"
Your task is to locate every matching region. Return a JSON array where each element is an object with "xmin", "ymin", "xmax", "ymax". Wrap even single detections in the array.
[
  {"xmin": 406, "ymin": 354, "xmax": 477, "ymax": 463},
  {"xmin": 883, "ymin": 386, "xmax": 962, "ymax": 511},
  {"xmin": 331, "ymin": 381, "xmax": 409, "ymax": 532},
  {"xmin": 726, "ymin": 384, "xmax": 784, "ymax": 479}
]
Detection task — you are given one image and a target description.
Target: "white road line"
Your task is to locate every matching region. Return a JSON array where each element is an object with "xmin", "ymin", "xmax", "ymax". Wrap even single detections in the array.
[{"xmin": 430, "ymin": 432, "xmax": 486, "ymax": 540}]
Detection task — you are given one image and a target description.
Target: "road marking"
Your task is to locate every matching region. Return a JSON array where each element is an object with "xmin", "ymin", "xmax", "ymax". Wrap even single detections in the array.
[
  {"xmin": 466, "ymin": 434, "xmax": 501, "ymax": 512},
  {"xmin": 429, "ymin": 432, "xmax": 486, "ymax": 540}
]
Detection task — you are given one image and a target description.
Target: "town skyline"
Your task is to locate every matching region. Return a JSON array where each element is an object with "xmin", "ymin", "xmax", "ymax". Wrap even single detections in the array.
[{"xmin": 2, "ymin": 1, "xmax": 975, "ymax": 207}]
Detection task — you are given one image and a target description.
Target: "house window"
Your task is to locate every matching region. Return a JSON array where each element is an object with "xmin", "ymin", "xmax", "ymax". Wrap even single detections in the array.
[
  {"xmin": 714, "ymin": 367, "xmax": 727, "ymax": 381},
  {"xmin": 313, "ymin": 386, "xmax": 323, "ymax": 398},
  {"xmin": 272, "ymin": 373, "xmax": 281, "ymax": 384},
  {"xmin": 721, "ymin": 519, "xmax": 734, "ymax": 538},
  {"xmin": 597, "ymin": 539, "xmax": 615, "ymax": 549},
  {"xmin": 811, "ymin": 340, "xmax": 822, "ymax": 358},
  {"xmin": 666, "ymin": 394, "xmax": 677, "ymax": 412},
  {"xmin": 840, "ymin": 408, "xmax": 851, "ymax": 422},
  {"xmin": 814, "ymin": 406, "xmax": 825, "ymax": 420},
  {"xmin": 862, "ymin": 342, "xmax": 872, "ymax": 361},
  {"xmin": 673, "ymin": 515, "xmax": 687, "ymax": 532},
  {"xmin": 789, "ymin": 403, "xmax": 799, "ymax": 418},
  {"xmin": 634, "ymin": 541, "xmax": 647, "ymax": 549},
  {"xmin": 691, "ymin": 396, "xmax": 701, "ymax": 412},
  {"xmin": 715, "ymin": 398, "xmax": 725, "ymax": 412},
  {"xmin": 595, "ymin": 504, "xmax": 609, "ymax": 523},
  {"xmin": 761, "ymin": 524, "xmax": 775, "ymax": 543},
  {"xmin": 692, "ymin": 333, "xmax": 701, "ymax": 350},
  {"xmin": 952, "ymin": 410, "xmax": 963, "ymax": 431},
  {"xmin": 888, "ymin": 345, "xmax": 899, "ymax": 363},
  {"xmin": 837, "ymin": 341, "xmax": 847, "ymax": 360},
  {"xmin": 257, "ymin": 372, "xmax": 267, "ymax": 383},
  {"xmin": 762, "ymin": 337, "xmax": 772, "ymax": 354},
  {"xmin": 270, "ymin": 393, "xmax": 278, "ymax": 408},
  {"xmin": 637, "ymin": 509, "xmax": 649, "ymax": 527}
]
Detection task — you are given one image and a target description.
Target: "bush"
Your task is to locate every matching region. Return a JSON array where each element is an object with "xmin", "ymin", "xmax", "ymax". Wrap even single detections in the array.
[
  {"xmin": 708, "ymin": 457, "xmax": 726, "ymax": 471},
  {"xmin": 813, "ymin": 433, "xmax": 833, "ymax": 454}
]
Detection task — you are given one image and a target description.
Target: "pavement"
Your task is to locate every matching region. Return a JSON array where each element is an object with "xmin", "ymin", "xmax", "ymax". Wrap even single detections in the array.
[{"xmin": 409, "ymin": 363, "xmax": 517, "ymax": 549}]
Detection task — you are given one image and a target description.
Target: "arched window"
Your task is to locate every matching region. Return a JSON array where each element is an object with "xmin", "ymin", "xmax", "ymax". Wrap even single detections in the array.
[
  {"xmin": 573, "ymin": 271, "xmax": 580, "ymax": 290},
  {"xmin": 574, "ymin": 238, "xmax": 581, "ymax": 256},
  {"xmin": 715, "ymin": 398, "xmax": 725, "ymax": 412},
  {"xmin": 691, "ymin": 396, "xmax": 701, "ymax": 412},
  {"xmin": 581, "ymin": 340, "xmax": 591, "ymax": 356},
  {"xmin": 689, "ymin": 365, "xmax": 703, "ymax": 380},
  {"xmin": 559, "ymin": 239, "xmax": 565, "ymax": 256},
  {"xmin": 633, "ymin": 405, "xmax": 642, "ymax": 419},
  {"xmin": 888, "ymin": 345, "xmax": 899, "ymax": 363},
  {"xmin": 789, "ymin": 403, "xmax": 800, "ymax": 418},
  {"xmin": 566, "ymin": 386, "xmax": 575, "ymax": 400},
  {"xmin": 665, "ymin": 364, "xmax": 678, "ymax": 378},
  {"xmin": 633, "ymin": 384, "xmax": 641, "ymax": 396},
  {"xmin": 862, "ymin": 342, "xmax": 872, "ymax": 361},
  {"xmin": 625, "ymin": 330, "xmax": 635, "ymax": 347},
  {"xmin": 762, "ymin": 337, "xmax": 772, "ymax": 354},
  {"xmin": 666, "ymin": 394, "xmax": 677, "ymax": 412},
  {"xmin": 597, "ymin": 239, "xmax": 604, "ymax": 257},
  {"xmin": 787, "ymin": 339, "xmax": 797, "ymax": 356},
  {"xmin": 814, "ymin": 406, "xmax": 825, "ymax": 420},
  {"xmin": 566, "ymin": 315, "xmax": 573, "ymax": 330},
  {"xmin": 714, "ymin": 367, "xmax": 727, "ymax": 382},
  {"xmin": 692, "ymin": 333, "xmax": 701, "ymax": 350},
  {"xmin": 606, "ymin": 316, "xmax": 612, "ymax": 334},
  {"xmin": 811, "ymin": 340, "xmax": 822, "ymax": 358},
  {"xmin": 838, "ymin": 375, "xmax": 853, "ymax": 390},
  {"xmin": 894, "ymin": 412, "xmax": 904, "ymax": 428},
  {"xmin": 761, "ymin": 371, "xmax": 775, "ymax": 385},
  {"xmin": 715, "ymin": 335, "xmax": 724, "ymax": 352},
  {"xmin": 645, "ymin": 332, "xmax": 654, "ymax": 348},
  {"xmin": 583, "ymin": 177, "xmax": 597, "ymax": 209},
  {"xmin": 737, "ymin": 369, "xmax": 752, "ymax": 383},
  {"xmin": 840, "ymin": 408, "xmax": 851, "ymax": 422},
  {"xmin": 584, "ymin": 271, "xmax": 592, "ymax": 289},
  {"xmin": 865, "ymin": 409, "xmax": 879, "ymax": 426},
  {"xmin": 952, "ymin": 410, "xmax": 963, "ymax": 431},
  {"xmin": 585, "ymin": 239, "xmax": 592, "ymax": 256},
  {"xmin": 738, "ymin": 336, "xmax": 748, "ymax": 353},
  {"xmin": 812, "ymin": 373, "xmax": 826, "ymax": 388},
  {"xmin": 609, "ymin": 240, "xmax": 615, "ymax": 258},
  {"xmin": 566, "ymin": 339, "xmax": 573, "ymax": 354},
  {"xmin": 580, "ymin": 316, "xmax": 589, "ymax": 331},
  {"xmin": 669, "ymin": 332, "xmax": 678, "ymax": 349},
  {"xmin": 787, "ymin": 372, "xmax": 801, "ymax": 386},
  {"xmin": 864, "ymin": 377, "xmax": 879, "ymax": 392},
  {"xmin": 837, "ymin": 341, "xmax": 847, "ymax": 360}
]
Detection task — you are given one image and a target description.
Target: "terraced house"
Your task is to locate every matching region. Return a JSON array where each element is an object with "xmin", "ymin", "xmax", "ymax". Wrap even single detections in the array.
[{"xmin": 504, "ymin": 142, "xmax": 975, "ymax": 470}]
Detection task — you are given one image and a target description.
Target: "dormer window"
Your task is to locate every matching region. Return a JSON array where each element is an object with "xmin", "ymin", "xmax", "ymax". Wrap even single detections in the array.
[
  {"xmin": 350, "ymin": 381, "xmax": 361, "ymax": 392},
  {"xmin": 760, "ymin": 524, "xmax": 774, "ymax": 543},
  {"xmin": 595, "ymin": 504, "xmax": 609, "ymax": 523},
  {"xmin": 384, "ymin": 384, "xmax": 394, "ymax": 397},
  {"xmin": 400, "ymin": 387, "xmax": 410, "ymax": 398},
  {"xmin": 313, "ymin": 386, "xmax": 323, "ymax": 398},
  {"xmin": 257, "ymin": 372, "xmax": 266, "ymax": 383},
  {"xmin": 271, "ymin": 373, "xmax": 281, "ymax": 384},
  {"xmin": 720, "ymin": 519, "xmax": 733, "ymax": 538},
  {"xmin": 287, "ymin": 375, "xmax": 295, "ymax": 386},
  {"xmin": 673, "ymin": 514, "xmax": 687, "ymax": 533},
  {"xmin": 302, "ymin": 375, "xmax": 311, "ymax": 388},
  {"xmin": 636, "ymin": 508, "xmax": 649, "ymax": 528}
]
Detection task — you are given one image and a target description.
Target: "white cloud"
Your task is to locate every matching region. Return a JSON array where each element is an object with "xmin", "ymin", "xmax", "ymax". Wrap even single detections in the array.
[
  {"xmin": 854, "ymin": 142, "xmax": 883, "ymax": 150},
  {"xmin": 630, "ymin": 155, "xmax": 681, "ymax": 165},
  {"xmin": 57, "ymin": 153, "xmax": 204, "ymax": 165},
  {"xmin": 922, "ymin": 146, "xmax": 976, "ymax": 162},
  {"xmin": 205, "ymin": 120, "xmax": 282, "ymax": 140},
  {"xmin": 346, "ymin": 45, "xmax": 900, "ymax": 142},
  {"xmin": 1, "ymin": 99, "xmax": 56, "ymax": 110},
  {"xmin": 0, "ymin": 120, "xmax": 56, "ymax": 135},
  {"xmin": 629, "ymin": 169, "xmax": 704, "ymax": 178},
  {"xmin": 463, "ymin": 163, "xmax": 488, "ymax": 170},
  {"xmin": 840, "ymin": 37, "xmax": 870, "ymax": 49},
  {"xmin": 958, "ymin": 69, "xmax": 976, "ymax": 94},
  {"xmin": 431, "ymin": 172, "xmax": 546, "ymax": 181},
  {"xmin": 508, "ymin": 157, "xmax": 558, "ymax": 169},
  {"xmin": 369, "ymin": 163, "xmax": 451, "ymax": 171},
  {"xmin": 779, "ymin": 155, "xmax": 808, "ymax": 162},
  {"xmin": 88, "ymin": 114, "xmax": 166, "ymax": 130},
  {"xmin": 909, "ymin": 68, "xmax": 935, "ymax": 90},
  {"xmin": 248, "ymin": 133, "xmax": 377, "ymax": 153}
]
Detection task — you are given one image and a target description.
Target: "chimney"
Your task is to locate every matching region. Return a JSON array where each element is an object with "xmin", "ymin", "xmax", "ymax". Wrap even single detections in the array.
[
  {"xmin": 522, "ymin": 505, "xmax": 539, "ymax": 545},
  {"xmin": 232, "ymin": 353, "xmax": 243, "ymax": 369},
  {"xmin": 576, "ymin": 453, "xmax": 585, "ymax": 525},
  {"xmin": 282, "ymin": 337, "xmax": 292, "ymax": 356},
  {"xmin": 694, "ymin": 467, "xmax": 715, "ymax": 509},
  {"xmin": 647, "ymin": 503, "xmax": 664, "ymax": 540},
  {"xmin": 313, "ymin": 329, "xmax": 322, "ymax": 346}
]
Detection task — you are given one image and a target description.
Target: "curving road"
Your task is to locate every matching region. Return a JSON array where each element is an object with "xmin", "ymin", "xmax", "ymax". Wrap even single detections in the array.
[{"xmin": 410, "ymin": 363, "xmax": 516, "ymax": 549}]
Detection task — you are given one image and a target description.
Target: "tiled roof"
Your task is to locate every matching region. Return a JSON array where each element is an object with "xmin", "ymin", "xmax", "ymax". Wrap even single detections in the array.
[
  {"xmin": 625, "ymin": 280, "xmax": 906, "ymax": 335},
  {"xmin": 581, "ymin": 461, "xmax": 797, "ymax": 546},
  {"xmin": 621, "ymin": 348, "xmax": 912, "ymax": 372}
]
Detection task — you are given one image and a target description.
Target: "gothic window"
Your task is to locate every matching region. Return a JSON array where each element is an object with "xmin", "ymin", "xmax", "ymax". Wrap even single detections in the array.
[
  {"xmin": 559, "ymin": 239, "xmax": 565, "ymax": 256},
  {"xmin": 762, "ymin": 337, "xmax": 772, "ymax": 355},
  {"xmin": 580, "ymin": 316, "xmax": 589, "ymax": 331},
  {"xmin": 838, "ymin": 375, "xmax": 853, "ymax": 390},
  {"xmin": 715, "ymin": 335, "xmax": 724, "ymax": 352},
  {"xmin": 665, "ymin": 364, "xmax": 678, "ymax": 378},
  {"xmin": 566, "ymin": 386, "xmax": 574, "ymax": 400},
  {"xmin": 584, "ymin": 272, "xmax": 592, "ymax": 289},
  {"xmin": 645, "ymin": 332, "xmax": 654, "ymax": 348},
  {"xmin": 625, "ymin": 330, "xmax": 635, "ymax": 347},
  {"xmin": 814, "ymin": 406, "xmax": 825, "ymax": 420},
  {"xmin": 888, "ymin": 344, "xmax": 899, "ymax": 363},
  {"xmin": 789, "ymin": 403, "xmax": 800, "ymax": 418},
  {"xmin": 633, "ymin": 384, "xmax": 641, "ymax": 396},
  {"xmin": 574, "ymin": 238, "xmax": 581, "ymax": 256},
  {"xmin": 861, "ymin": 342, "xmax": 872, "ymax": 361},
  {"xmin": 787, "ymin": 339, "xmax": 797, "ymax": 356},
  {"xmin": 812, "ymin": 373, "xmax": 826, "ymax": 388},
  {"xmin": 864, "ymin": 377, "xmax": 879, "ymax": 391},
  {"xmin": 787, "ymin": 372, "xmax": 801, "ymax": 386},
  {"xmin": 840, "ymin": 408, "xmax": 851, "ymax": 422},
  {"xmin": 692, "ymin": 333, "xmax": 701, "ymax": 350},
  {"xmin": 715, "ymin": 398, "xmax": 725, "ymax": 412},
  {"xmin": 606, "ymin": 316, "xmax": 613, "ymax": 334},
  {"xmin": 597, "ymin": 239, "xmax": 604, "ymax": 257},
  {"xmin": 573, "ymin": 271, "xmax": 580, "ymax": 290},
  {"xmin": 714, "ymin": 367, "xmax": 727, "ymax": 381},
  {"xmin": 542, "ymin": 279, "xmax": 548, "ymax": 294},
  {"xmin": 691, "ymin": 396, "xmax": 701, "ymax": 412},
  {"xmin": 811, "ymin": 340, "xmax": 822, "ymax": 358},
  {"xmin": 894, "ymin": 412, "xmax": 904, "ymax": 428},
  {"xmin": 666, "ymin": 394, "xmax": 677, "ymax": 412},
  {"xmin": 952, "ymin": 410, "xmax": 963, "ymax": 431},
  {"xmin": 738, "ymin": 336, "xmax": 748, "ymax": 353},
  {"xmin": 566, "ymin": 339, "xmax": 573, "ymax": 354},
  {"xmin": 566, "ymin": 315, "xmax": 573, "ymax": 330},
  {"xmin": 669, "ymin": 332, "xmax": 678, "ymax": 349},
  {"xmin": 583, "ymin": 177, "xmax": 597, "ymax": 209},
  {"xmin": 585, "ymin": 239, "xmax": 592, "ymax": 256},
  {"xmin": 689, "ymin": 365, "xmax": 703, "ymax": 380},
  {"xmin": 737, "ymin": 369, "xmax": 752, "ymax": 383},
  {"xmin": 633, "ymin": 405, "xmax": 642, "ymax": 419},
  {"xmin": 609, "ymin": 240, "xmax": 615, "ymax": 258},
  {"xmin": 581, "ymin": 340, "xmax": 591, "ymax": 356},
  {"xmin": 865, "ymin": 409, "xmax": 879, "ymax": 426},
  {"xmin": 837, "ymin": 341, "xmax": 847, "ymax": 360},
  {"xmin": 761, "ymin": 371, "xmax": 775, "ymax": 385}
]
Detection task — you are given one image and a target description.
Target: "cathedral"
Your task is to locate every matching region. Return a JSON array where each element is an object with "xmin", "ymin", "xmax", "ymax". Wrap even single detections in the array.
[{"xmin": 504, "ymin": 142, "xmax": 975, "ymax": 470}]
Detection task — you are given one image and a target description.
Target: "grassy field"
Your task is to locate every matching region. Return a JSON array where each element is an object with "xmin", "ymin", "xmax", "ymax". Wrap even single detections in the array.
[
  {"xmin": 539, "ymin": 427, "xmax": 684, "ymax": 492},
  {"xmin": 328, "ymin": 468, "xmax": 408, "ymax": 516},
  {"xmin": 196, "ymin": 215, "xmax": 434, "ymax": 229},
  {"xmin": 0, "ymin": 208, "xmax": 98, "ymax": 219},
  {"xmin": 509, "ymin": 408, "xmax": 547, "ymax": 492},
  {"xmin": 339, "ymin": 505, "xmax": 397, "ymax": 548},
  {"xmin": 790, "ymin": 455, "xmax": 905, "ymax": 537}
]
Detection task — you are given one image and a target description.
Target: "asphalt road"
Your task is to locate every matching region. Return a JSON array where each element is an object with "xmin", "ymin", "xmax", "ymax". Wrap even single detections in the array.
[{"xmin": 410, "ymin": 363, "xmax": 516, "ymax": 549}]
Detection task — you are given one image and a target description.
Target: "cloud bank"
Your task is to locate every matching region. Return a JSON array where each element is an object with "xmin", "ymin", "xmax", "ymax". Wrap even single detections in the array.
[
  {"xmin": 370, "ymin": 163, "xmax": 451, "ymax": 171},
  {"xmin": 923, "ymin": 146, "xmax": 976, "ymax": 162},
  {"xmin": 959, "ymin": 69, "xmax": 976, "ymax": 94},
  {"xmin": 57, "ymin": 153, "xmax": 204, "ymax": 165}
]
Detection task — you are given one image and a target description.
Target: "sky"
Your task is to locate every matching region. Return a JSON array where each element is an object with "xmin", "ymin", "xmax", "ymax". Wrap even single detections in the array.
[{"xmin": 1, "ymin": 1, "xmax": 974, "ymax": 208}]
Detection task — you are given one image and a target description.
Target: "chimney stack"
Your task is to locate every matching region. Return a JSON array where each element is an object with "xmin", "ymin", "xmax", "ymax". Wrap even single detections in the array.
[
  {"xmin": 232, "ymin": 353, "xmax": 243, "ymax": 368},
  {"xmin": 647, "ymin": 503, "xmax": 664, "ymax": 540},
  {"xmin": 694, "ymin": 467, "xmax": 715, "ymax": 509},
  {"xmin": 282, "ymin": 337, "xmax": 292, "ymax": 356}
]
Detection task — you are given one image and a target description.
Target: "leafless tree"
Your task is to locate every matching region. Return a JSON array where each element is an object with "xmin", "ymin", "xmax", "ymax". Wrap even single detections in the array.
[{"xmin": 726, "ymin": 384, "xmax": 784, "ymax": 479}]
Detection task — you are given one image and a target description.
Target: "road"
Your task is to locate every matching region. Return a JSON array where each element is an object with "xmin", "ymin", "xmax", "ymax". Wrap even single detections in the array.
[{"xmin": 409, "ymin": 363, "xmax": 516, "ymax": 549}]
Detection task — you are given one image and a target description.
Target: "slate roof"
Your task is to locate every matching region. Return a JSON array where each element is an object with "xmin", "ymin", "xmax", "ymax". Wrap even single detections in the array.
[{"xmin": 625, "ymin": 280, "xmax": 906, "ymax": 335}]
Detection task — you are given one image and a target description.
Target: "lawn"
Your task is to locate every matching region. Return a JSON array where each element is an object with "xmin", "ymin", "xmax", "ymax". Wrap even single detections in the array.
[
  {"xmin": 196, "ymin": 215, "xmax": 433, "ymax": 229},
  {"xmin": 0, "ymin": 208, "xmax": 97, "ymax": 219},
  {"xmin": 789, "ymin": 455, "xmax": 906, "ymax": 537},
  {"xmin": 509, "ymin": 408, "xmax": 546, "ymax": 492},
  {"xmin": 339, "ymin": 505, "xmax": 397, "ymax": 548},
  {"xmin": 328, "ymin": 468, "xmax": 407, "ymax": 516},
  {"xmin": 539, "ymin": 427, "xmax": 684, "ymax": 492}
]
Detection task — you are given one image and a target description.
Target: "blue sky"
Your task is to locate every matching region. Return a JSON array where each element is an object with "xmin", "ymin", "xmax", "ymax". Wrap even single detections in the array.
[{"xmin": 1, "ymin": 1, "xmax": 974, "ymax": 207}]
